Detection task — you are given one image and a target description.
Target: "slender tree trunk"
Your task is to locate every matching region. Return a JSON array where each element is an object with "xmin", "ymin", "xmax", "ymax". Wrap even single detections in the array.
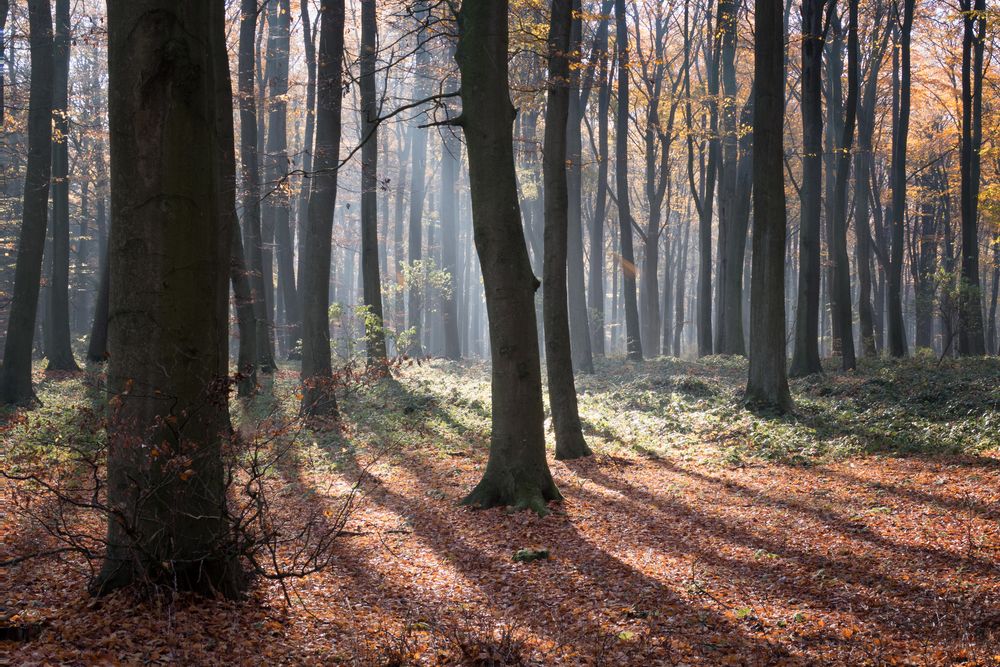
[
  {"xmin": 359, "ymin": 0, "xmax": 386, "ymax": 364},
  {"xmin": 828, "ymin": 0, "xmax": 858, "ymax": 370},
  {"xmin": 263, "ymin": 0, "xmax": 300, "ymax": 357},
  {"xmin": 0, "ymin": 0, "xmax": 54, "ymax": 404},
  {"xmin": 393, "ymin": 127, "xmax": 411, "ymax": 334},
  {"xmin": 96, "ymin": 0, "xmax": 241, "ymax": 597},
  {"xmin": 300, "ymin": 0, "xmax": 345, "ymax": 417},
  {"xmin": 543, "ymin": 0, "xmax": 590, "ymax": 460},
  {"xmin": 296, "ymin": 0, "xmax": 317, "ymax": 298},
  {"xmin": 45, "ymin": 0, "xmax": 78, "ymax": 371},
  {"xmin": 789, "ymin": 0, "xmax": 827, "ymax": 376},
  {"xmin": 87, "ymin": 144, "xmax": 109, "ymax": 363},
  {"xmin": 958, "ymin": 0, "xmax": 987, "ymax": 355},
  {"xmin": 440, "ymin": 98, "xmax": 462, "ymax": 360},
  {"xmin": 886, "ymin": 0, "xmax": 914, "ymax": 358},
  {"xmin": 406, "ymin": 1, "xmax": 431, "ymax": 356},
  {"xmin": 588, "ymin": 46, "xmax": 612, "ymax": 357},
  {"xmin": 456, "ymin": 0, "xmax": 560, "ymax": 515},
  {"xmin": 746, "ymin": 0, "xmax": 793, "ymax": 412},
  {"xmin": 239, "ymin": 0, "xmax": 275, "ymax": 372},
  {"xmin": 614, "ymin": 0, "xmax": 642, "ymax": 360}
]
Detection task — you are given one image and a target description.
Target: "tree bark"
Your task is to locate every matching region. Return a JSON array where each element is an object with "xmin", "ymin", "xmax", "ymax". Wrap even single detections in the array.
[
  {"xmin": 455, "ymin": 0, "xmax": 560, "ymax": 515},
  {"xmin": 789, "ymin": 0, "xmax": 827, "ymax": 377},
  {"xmin": 300, "ymin": 0, "xmax": 345, "ymax": 417},
  {"xmin": 239, "ymin": 0, "xmax": 276, "ymax": 372},
  {"xmin": 96, "ymin": 0, "xmax": 241, "ymax": 596},
  {"xmin": 295, "ymin": 0, "xmax": 317, "ymax": 298},
  {"xmin": 614, "ymin": 0, "xmax": 642, "ymax": 360},
  {"xmin": 746, "ymin": 0, "xmax": 793, "ymax": 412},
  {"xmin": 45, "ymin": 0, "xmax": 78, "ymax": 371},
  {"xmin": 886, "ymin": 0, "xmax": 914, "ymax": 358},
  {"xmin": 0, "ymin": 0, "xmax": 54, "ymax": 404},
  {"xmin": 958, "ymin": 0, "xmax": 987, "ymax": 355},
  {"xmin": 544, "ymin": 0, "xmax": 591, "ymax": 460},
  {"xmin": 359, "ymin": 0, "xmax": 386, "ymax": 364}
]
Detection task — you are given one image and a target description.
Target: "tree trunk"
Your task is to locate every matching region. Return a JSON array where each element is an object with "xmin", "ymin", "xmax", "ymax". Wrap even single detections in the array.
[
  {"xmin": 543, "ymin": 0, "xmax": 591, "ymax": 461},
  {"xmin": 45, "ymin": 0, "xmax": 78, "ymax": 371},
  {"xmin": 789, "ymin": 0, "xmax": 827, "ymax": 377},
  {"xmin": 614, "ymin": 0, "xmax": 642, "ymax": 360},
  {"xmin": 886, "ymin": 0, "xmax": 913, "ymax": 358},
  {"xmin": 86, "ymin": 144, "xmax": 109, "ymax": 363},
  {"xmin": 239, "ymin": 0, "xmax": 275, "ymax": 372},
  {"xmin": 588, "ymin": 44, "xmax": 612, "ymax": 357},
  {"xmin": 746, "ymin": 0, "xmax": 793, "ymax": 413},
  {"xmin": 0, "ymin": 0, "xmax": 54, "ymax": 404},
  {"xmin": 958, "ymin": 0, "xmax": 987, "ymax": 355},
  {"xmin": 263, "ymin": 0, "xmax": 300, "ymax": 357},
  {"xmin": 359, "ymin": 0, "xmax": 386, "ymax": 364},
  {"xmin": 295, "ymin": 0, "xmax": 317, "ymax": 298},
  {"xmin": 96, "ymin": 0, "xmax": 241, "ymax": 597},
  {"xmin": 406, "ymin": 1, "xmax": 432, "ymax": 356},
  {"xmin": 300, "ymin": 0, "xmax": 345, "ymax": 417},
  {"xmin": 440, "ymin": 99, "xmax": 462, "ymax": 360},
  {"xmin": 828, "ymin": 0, "xmax": 858, "ymax": 371},
  {"xmin": 455, "ymin": 0, "xmax": 560, "ymax": 515}
]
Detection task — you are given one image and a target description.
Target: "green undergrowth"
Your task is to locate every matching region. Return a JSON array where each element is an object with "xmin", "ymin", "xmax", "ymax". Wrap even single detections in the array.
[{"xmin": 1, "ymin": 355, "xmax": 997, "ymax": 474}]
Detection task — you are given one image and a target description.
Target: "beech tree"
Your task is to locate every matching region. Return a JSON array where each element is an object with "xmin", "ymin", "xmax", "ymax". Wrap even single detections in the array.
[
  {"xmin": 0, "ymin": 0, "xmax": 54, "ymax": 405},
  {"xmin": 455, "ymin": 0, "xmax": 560, "ymax": 514},
  {"xmin": 97, "ymin": 0, "xmax": 241, "ymax": 596}
]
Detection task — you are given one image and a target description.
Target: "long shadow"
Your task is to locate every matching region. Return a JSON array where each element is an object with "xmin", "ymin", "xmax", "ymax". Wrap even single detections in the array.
[
  {"xmin": 326, "ymin": 446, "xmax": 797, "ymax": 664},
  {"xmin": 636, "ymin": 457, "xmax": 1000, "ymax": 574},
  {"xmin": 564, "ymin": 459, "xmax": 996, "ymax": 646}
]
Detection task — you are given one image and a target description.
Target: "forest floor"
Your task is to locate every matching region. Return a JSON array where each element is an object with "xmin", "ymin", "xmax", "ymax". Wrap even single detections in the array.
[{"xmin": 2, "ymin": 354, "xmax": 1000, "ymax": 665}]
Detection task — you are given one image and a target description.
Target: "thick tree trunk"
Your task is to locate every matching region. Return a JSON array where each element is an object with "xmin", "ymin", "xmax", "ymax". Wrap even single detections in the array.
[
  {"xmin": 96, "ymin": 0, "xmax": 241, "ymax": 597},
  {"xmin": 456, "ymin": 0, "xmax": 560, "ymax": 515},
  {"xmin": 0, "ymin": 0, "xmax": 54, "ymax": 404},
  {"xmin": 746, "ymin": 0, "xmax": 793, "ymax": 412},
  {"xmin": 299, "ymin": 0, "xmax": 345, "ymax": 417},
  {"xmin": 543, "ymin": 0, "xmax": 591, "ymax": 461},
  {"xmin": 789, "ymin": 0, "xmax": 826, "ymax": 377},
  {"xmin": 359, "ymin": 0, "xmax": 386, "ymax": 364},
  {"xmin": 46, "ymin": 0, "xmax": 77, "ymax": 371},
  {"xmin": 886, "ymin": 0, "xmax": 914, "ymax": 358},
  {"xmin": 614, "ymin": 0, "xmax": 642, "ymax": 360},
  {"xmin": 239, "ymin": 0, "xmax": 275, "ymax": 372}
]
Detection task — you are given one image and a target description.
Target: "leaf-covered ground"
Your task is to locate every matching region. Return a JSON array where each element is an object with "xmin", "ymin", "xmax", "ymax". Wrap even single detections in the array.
[{"xmin": 2, "ymin": 356, "xmax": 1000, "ymax": 665}]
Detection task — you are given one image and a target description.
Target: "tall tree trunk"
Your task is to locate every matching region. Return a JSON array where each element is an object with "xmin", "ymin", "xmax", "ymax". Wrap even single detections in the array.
[
  {"xmin": 0, "ymin": 0, "xmax": 54, "ymax": 404},
  {"xmin": 789, "ymin": 0, "xmax": 827, "ymax": 377},
  {"xmin": 296, "ymin": 0, "xmax": 317, "ymax": 298},
  {"xmin": 455, "ymin": 0, "xmax": 560, "ymax": 515},
  {"xmin": 614, "ymin": 0, "xmax": 642, "ymax": 360},
  {"xmin": 359, "ymin": 0, "xmax": 386, "ymax": 364},
  {"xmin": 239, "ymin": 0, "xmax": 275, "ymax": 372},
  {"xmin": 264, "ymin": 0, "xmax": 300, "ymax": 357},
  {"xmin": 958, "ymin": 0, "xmax": 987, "ymax": 355},
  {"xmin": 543, "ymin": 0, "xmax": 591, "ymax": 461},
  {"xmin": 45, "ymin": 0, "xmax": 78, "ymax": 371},
  {"xmin": 828, "ymin": 0, "xmax": 858, "ymax": 370},
  {"xmin": 96, "ymin": 0, "xmax": 241, "ymax": 597},
  {"xmin": 440, "ymin": 97, "xmax": 462, "ymax": 360},
  {"xmin": 87, "ymin": 143, "xmax": 109, "ymax": 363},
  {"xmin": 714, "ymin": 0, "xmax": 744, "ymax": 356},
  {"xmin": 588, "ymin": 44, "xmax": 612, "ymax": 357},
  {"xmin": 300, "ymin": 0, "xmax": 345, "ymax": 417},
  {"xmin": 746, "ymin": 0, "xmax": 793, "ymax": 412},
  {"xmin": 407, "ymin": 1, "xmax": 431, "ymax": 356},
  {"xmin": 564, "ymin": 0, "xmax": 596, "ymax": 374},
  {"xmin": 0, "ymin": 0, "xmax": 8, "ymax": 128},
  {"xmin": 886, "ymin": 0, "xmax": 914, "ymax": 358}
]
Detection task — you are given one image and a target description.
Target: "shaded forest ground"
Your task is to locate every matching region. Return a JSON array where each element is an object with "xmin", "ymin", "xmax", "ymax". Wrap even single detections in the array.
[{"xmin": 2, "ymin": 355, "xmax": 1000, "ymax": 665}]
